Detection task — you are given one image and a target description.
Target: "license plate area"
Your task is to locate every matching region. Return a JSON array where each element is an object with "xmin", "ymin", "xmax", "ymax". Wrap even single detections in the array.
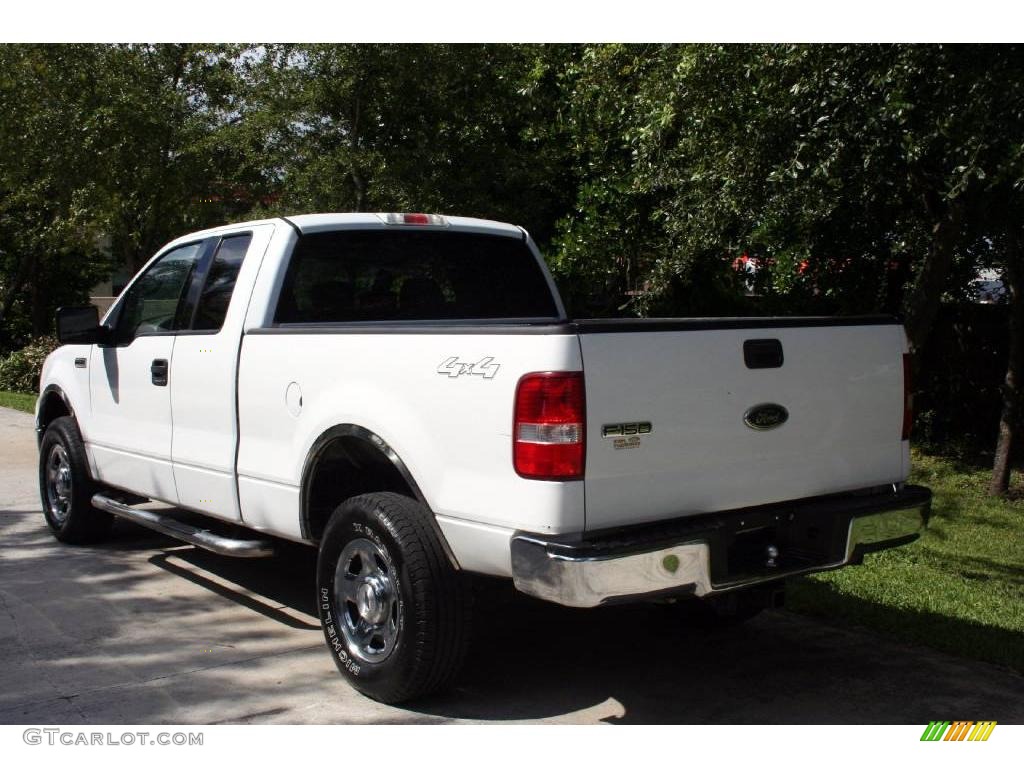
[{"xmin": 709, "ymin": 506, "xmax": 849, "ymax": 586}]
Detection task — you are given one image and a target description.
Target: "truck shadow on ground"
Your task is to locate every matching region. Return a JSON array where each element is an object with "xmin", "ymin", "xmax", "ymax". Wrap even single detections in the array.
[{"xmin": 150, "ymin": 524, "xmax": 1024, "ymax": 725}]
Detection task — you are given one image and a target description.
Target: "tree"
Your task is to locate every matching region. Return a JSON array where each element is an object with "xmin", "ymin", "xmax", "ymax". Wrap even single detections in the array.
[
  {"xmin": 244, "ymin": 44, "xmax": 575, "ymax": 245},
  {"xmin": 0, "ymin": 45, "xmax": 111, "ymax": 344},
  {"xmin": 548, "ymin": 46, "xmax": 1022, "ymax": 329},
  {"xmin": 0, "ymin": 44, "xmax": 267, "ymax": 348},
  {"xmin": 991, "ymin": 229, "xmax": 1024, "ymax": 494},
  {"xmin": 87, "ymin": 44, "xmax": 271, "ymax": 273}
]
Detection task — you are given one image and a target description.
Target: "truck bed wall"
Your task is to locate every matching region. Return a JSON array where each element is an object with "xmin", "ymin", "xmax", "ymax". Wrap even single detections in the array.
[{"xmin": 235, "ymin": 328, "xmax": 584, "ymax": 575}]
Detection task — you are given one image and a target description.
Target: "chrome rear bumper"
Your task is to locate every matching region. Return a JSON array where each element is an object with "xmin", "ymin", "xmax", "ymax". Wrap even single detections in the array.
[{"xmin": 511, "ymin": 485, "xmax": 930, "ymax": 608}]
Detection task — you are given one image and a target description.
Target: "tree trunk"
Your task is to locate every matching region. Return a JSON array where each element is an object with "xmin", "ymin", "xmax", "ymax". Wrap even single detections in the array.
[
  {"xmin": 990, "ymin": 230, "xmax": 1024, "ymax": 496},
  {"xmin": 349, "ymin": 94, "xmax": 366, "ymax": 212},
  {"xmin": 30, "ymin": 253, "xmax": 45, "ymax": 336},
  {"xmin": 903, "ymin": 199, "xmax": 964, "ymax": 355}
]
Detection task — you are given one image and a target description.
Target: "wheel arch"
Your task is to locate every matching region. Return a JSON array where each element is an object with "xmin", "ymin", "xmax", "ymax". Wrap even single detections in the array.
[
  {"xmin": 299, "ymin": 424, "xmax": 459, "ymax": 569},
  {"xmin": 36, "ymin": 384, "xmax": 75, "ymax": 446}
]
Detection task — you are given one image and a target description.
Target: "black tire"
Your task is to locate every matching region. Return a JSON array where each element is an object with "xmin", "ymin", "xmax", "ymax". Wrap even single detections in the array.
[
  {"xmin": 38, "ymin": 416, "xmax": 113, "ymax": 543},
  {"xmin": 316, "ymin": 492, "xmax": 471, "ymax": 704}
]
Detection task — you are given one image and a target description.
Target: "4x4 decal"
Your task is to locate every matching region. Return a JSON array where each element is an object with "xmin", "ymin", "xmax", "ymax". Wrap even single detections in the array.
[{"xmin": 437, "ymin": 356, "xmax": 501, "ymax": 379}]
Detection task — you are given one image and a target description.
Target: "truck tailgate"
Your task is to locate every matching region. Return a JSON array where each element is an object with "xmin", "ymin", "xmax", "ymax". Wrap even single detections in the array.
[{"xmin": 577, "ymin": 318, "xmax": 909, "ymax": 532}]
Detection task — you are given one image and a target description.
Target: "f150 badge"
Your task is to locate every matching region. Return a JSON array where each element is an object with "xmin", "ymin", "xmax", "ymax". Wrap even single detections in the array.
[
  {"xmin": 603, "ymin": 421, "xmax": 652, "ymax": 450},
  {"xmin": 437, "ymin": 356, "xmax": 501, "ymax": 379}
]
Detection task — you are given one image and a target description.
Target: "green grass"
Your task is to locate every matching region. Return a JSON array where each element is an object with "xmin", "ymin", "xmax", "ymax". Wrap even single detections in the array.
[
  {"xmin": 0, "ymin": 390, "xmax": 36, "ymax": 413},
  {"xmin": 788, "ymin": 450, "xmax": 1024, "ymax": 672}
]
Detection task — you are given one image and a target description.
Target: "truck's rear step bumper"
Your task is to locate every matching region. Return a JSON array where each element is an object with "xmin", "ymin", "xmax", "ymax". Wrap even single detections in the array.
[
  {"xmin": 510, "ymin": 484, "xmax": 931, "ymax": 608},
  {"xmin": 92, "ymin": 493, "xmax": 275, "ymax": 558}
]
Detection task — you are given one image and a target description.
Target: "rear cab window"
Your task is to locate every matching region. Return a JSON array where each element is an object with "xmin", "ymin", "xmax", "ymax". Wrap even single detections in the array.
[{"xmin": 274, "ymin": 229, "xmax": 560, "ymax": 324}]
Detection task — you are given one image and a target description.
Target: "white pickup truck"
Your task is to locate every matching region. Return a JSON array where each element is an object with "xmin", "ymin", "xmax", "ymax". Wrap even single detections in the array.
[{"xmin": 37, "ymin": 212, "xmax": 931, "ymax": 703}]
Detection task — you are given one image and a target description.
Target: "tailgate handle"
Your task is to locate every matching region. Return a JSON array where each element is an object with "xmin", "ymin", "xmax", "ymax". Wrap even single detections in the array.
[{"xmin": 744, "ymin": 339, "xmax": 783, "ymax": 369}]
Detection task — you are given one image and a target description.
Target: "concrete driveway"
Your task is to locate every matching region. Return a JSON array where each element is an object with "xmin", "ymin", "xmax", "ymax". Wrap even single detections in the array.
[{"xmin": 2, "ymin": 405, "xmax": 1023, "ymax": 724}]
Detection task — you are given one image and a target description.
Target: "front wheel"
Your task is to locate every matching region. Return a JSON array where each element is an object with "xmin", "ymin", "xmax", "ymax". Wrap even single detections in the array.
[
  {"xmin": 38, "ymin": 416, "xmax": 112, "ymax": 543},
  {"xmin": 316, "ymin": 492, "xmax": 471, "ymax": 704}
]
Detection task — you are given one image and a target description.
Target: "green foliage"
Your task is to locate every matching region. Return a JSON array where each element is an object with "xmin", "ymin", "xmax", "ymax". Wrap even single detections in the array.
[
  {"xmin": 89, "ymin": 44, "xmax": 274, "ymax": 271},
  {"xmin": 3, "ymin": 43, "xmax": 1021, "ymax": 336},
  {"xmin": 788, "ymin": 450, "xmax": 1024, "ymax": 672},
  {"xmin": 243, "ymin": 44, "xmax": 574, "ymax": 243},
  {"xmin": 546, "ymin": 45, "xmax": 692, "ymax": 317},
  {"xmin": 545, "ymin": 44, "xmax": 1024, "ymax": 330},
  {"xmin": 0, "ymin": 45, "xmax": 112, "ymax": 346},
  {"xmin": 0, "ymin": 336, "xmax": 58, "ymax": 393},
  {"xmin": 0, "ymin": 44, "xmax": 268, "ymax": 348}
]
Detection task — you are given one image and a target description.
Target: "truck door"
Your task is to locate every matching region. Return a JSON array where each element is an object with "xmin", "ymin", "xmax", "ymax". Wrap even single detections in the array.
[
  {"xmin": 88, "ymin": 240, "xmax": 208, "ymax": 502},
  {"xmin": 170, "ymin": 226, "xmax": 272, "ymax": 521}
]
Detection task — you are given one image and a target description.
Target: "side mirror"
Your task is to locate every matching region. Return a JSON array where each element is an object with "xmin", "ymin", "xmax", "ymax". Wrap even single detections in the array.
[{"xmin": 56, "ymin": 306, "xmax": 109, "ymax": 345}]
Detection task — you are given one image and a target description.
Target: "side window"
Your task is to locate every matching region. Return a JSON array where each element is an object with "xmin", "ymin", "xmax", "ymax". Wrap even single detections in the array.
[
  {"xmin": 114, "ymin": 242, "xmax": 203, "ymax": 342},
  {"xmin": 192, "ymin": 234, "xmax": 251, "ymax": 331}
]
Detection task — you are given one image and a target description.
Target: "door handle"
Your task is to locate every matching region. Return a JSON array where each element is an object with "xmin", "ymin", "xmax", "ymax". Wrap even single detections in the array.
[{"xmin": 151, "ymin": 358, "xmax": 169, "ymax": 387}]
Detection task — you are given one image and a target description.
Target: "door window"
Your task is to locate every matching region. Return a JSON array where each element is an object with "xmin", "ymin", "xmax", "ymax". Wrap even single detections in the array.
[
  {"xmin": 114, "ymin": 242, "xmax": 203, "ymax": 343},
  {"xmin": 192, "ymin": 234, "xmax": 252, "ymax": 331}
]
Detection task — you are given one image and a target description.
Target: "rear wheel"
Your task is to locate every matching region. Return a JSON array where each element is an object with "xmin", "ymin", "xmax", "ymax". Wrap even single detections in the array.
[
  {"xmin": 38, "ymin": 416, "xmax": 112, "ymax": 543},
  {"xmin": 316, "ymin": 492, "xmax": 471, "ymax": 703}
]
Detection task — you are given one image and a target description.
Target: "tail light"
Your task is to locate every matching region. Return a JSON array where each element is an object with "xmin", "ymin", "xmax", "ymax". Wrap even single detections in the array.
[
  {"xmin": 902, "ymin": 353, "xmax": 913, "ymax": 441},
  {"xmin": 513, "ymin": 372, "xmax": 585, "ymax": 480}
]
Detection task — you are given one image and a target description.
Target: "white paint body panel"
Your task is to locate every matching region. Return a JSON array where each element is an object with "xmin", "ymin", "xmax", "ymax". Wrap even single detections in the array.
[
  {"xmin": 170, "ymin": 224, "xmax": 275, "ymax": 521},
  {"xmin": 434, "ymin": 515, "xmax": 515, "ymax": 576},
  {"xmin": 88, "ymin": 337, "xmax": 179, "ymax": 502},
  {"xmin": 580, "ymin": 324, "xmax": 909, "ymax": 532},
  {"xmin": 236, "ymin": 331, "xmax": 584, "ymax": 540}
]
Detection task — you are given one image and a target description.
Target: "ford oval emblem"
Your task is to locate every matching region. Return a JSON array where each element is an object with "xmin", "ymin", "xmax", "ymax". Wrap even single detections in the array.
[{"xmin": 743, "ymin": 403, "xmax": 789, "ymax": 431}]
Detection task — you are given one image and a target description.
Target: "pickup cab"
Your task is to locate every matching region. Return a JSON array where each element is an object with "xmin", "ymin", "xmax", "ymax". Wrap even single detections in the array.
[{"xmin": 36, "ymin": 212, "xmax": 931, "ymax": 703}]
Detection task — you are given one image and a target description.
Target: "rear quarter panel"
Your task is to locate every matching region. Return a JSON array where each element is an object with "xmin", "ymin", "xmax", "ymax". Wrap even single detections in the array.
[{"xmin": 235, "ymin": 329, "xmax": 584, "ymax": 568}]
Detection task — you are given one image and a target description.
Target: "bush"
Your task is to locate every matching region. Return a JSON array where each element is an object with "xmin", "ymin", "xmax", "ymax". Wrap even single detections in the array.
[{"xmin": 0, "ymin": 336, "xmax": 60, "ymax": 394}]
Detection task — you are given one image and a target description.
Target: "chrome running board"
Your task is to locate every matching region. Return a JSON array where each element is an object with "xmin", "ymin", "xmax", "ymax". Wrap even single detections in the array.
[{"xmin": 92, "ymin": 493, "xmax": 274, "ymax": 558}]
